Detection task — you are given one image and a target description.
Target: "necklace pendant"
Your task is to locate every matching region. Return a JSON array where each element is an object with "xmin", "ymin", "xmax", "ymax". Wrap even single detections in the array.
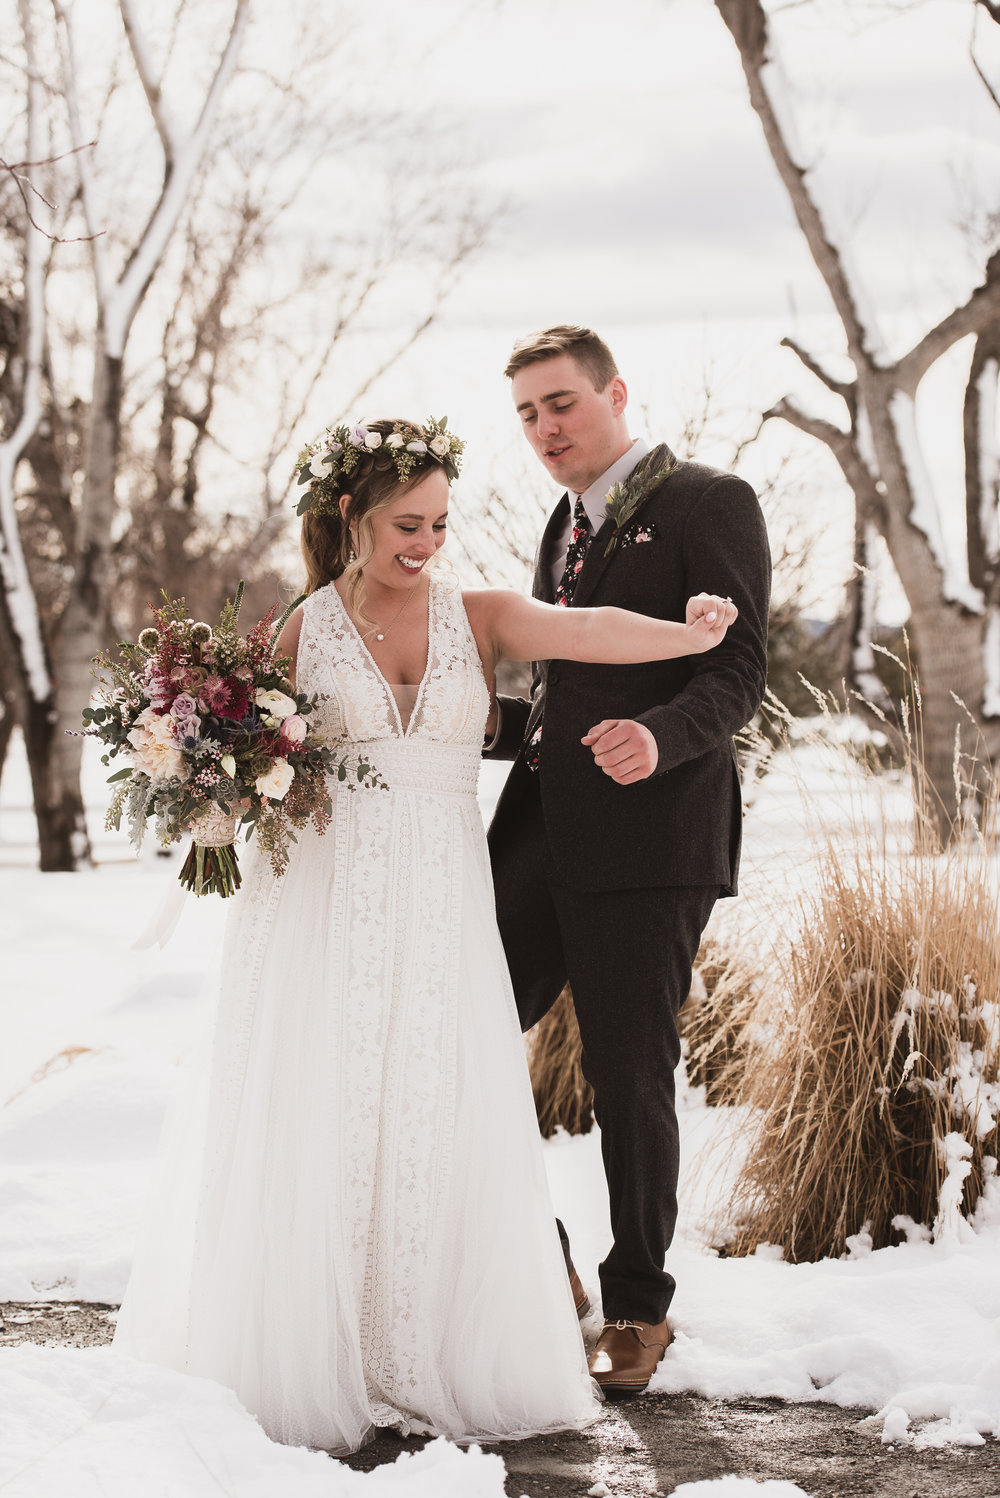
[{"xmin": 375, "ymin": 632, "xmax": 385, "ymax": 641}]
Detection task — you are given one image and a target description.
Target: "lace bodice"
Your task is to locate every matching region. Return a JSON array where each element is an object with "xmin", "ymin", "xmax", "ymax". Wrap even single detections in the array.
[{"xmin": 297, "ymin": 570, "xmax": 489, "ymax": 748}]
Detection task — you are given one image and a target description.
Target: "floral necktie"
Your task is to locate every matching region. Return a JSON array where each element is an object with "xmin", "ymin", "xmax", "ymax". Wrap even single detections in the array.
[{"xmin": 525, "ymin": 496, "xmax": 592, "ymax": 771}]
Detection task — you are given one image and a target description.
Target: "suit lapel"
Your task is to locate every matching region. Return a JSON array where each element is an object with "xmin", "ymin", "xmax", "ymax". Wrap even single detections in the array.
[
  {"xmin": 533, "ymin": 494, "xmax": 569, "ymax": 604},
  {"xmin": 572, "ymin": 443, "xmax": 677, "ymax": 609}
]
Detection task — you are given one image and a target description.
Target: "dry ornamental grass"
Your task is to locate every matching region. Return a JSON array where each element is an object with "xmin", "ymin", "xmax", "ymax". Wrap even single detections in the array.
[
  {"xmin": 724, "ymin": 844, "xmax": 1000, "ymax": 1261},
  {"xmin": 527, "ymin": 985, "xmax": 594, "ymax": 1138},
  {"xmin": 717, "ymin": 683, "xmax": 1000, "ymax": 1263}
]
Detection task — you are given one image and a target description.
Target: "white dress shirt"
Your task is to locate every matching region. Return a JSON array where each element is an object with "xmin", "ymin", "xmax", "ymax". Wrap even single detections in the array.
[{"xmin": 549, "ymin": 437, "xmax": 650, "ymax": 595}]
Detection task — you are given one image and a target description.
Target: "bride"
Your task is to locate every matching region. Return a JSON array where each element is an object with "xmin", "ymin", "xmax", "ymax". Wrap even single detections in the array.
[{"xmin": 113, "ymin": 416, "xmax": 736, "ymax": 1455}]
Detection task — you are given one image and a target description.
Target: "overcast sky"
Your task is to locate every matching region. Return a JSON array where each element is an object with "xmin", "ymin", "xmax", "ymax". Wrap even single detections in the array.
[
  {"xmin": 309, "ymin": 0, "xmax": 1000, "ymax": 616},
  {"xmin": 358, "ymin": 0, "xmax": 1000, "ymax": 329},
  {"xmin": 55, "ymin": 0, "xmax": 1000, "ymax": 616}
]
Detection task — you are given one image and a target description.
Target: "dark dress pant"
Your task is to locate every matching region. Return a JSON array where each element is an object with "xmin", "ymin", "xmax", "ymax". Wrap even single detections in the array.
[{"xmin": 489, "ymin": 764, "xmax": 719, "ymax": 1325}]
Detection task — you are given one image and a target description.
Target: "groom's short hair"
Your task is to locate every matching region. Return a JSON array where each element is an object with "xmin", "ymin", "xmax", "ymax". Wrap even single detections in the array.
[{"xmin": 504, "ymin": 325, "xmax": 618, "ymax": 391}]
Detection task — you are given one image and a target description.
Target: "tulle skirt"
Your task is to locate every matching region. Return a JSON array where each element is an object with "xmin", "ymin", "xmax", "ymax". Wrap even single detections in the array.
[{"xmin": 114, "ymin": 744, "xmax": 600, "ymax": 1453}]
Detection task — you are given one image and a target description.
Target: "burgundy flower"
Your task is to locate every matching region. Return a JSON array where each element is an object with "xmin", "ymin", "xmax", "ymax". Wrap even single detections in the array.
[
  {"xmin": 198, "ymin": 676, "xmax": 249, "ymax": 719},
  {"xmin": 220, "ymin": 679, "xmax": 250, "ymax": 720}
]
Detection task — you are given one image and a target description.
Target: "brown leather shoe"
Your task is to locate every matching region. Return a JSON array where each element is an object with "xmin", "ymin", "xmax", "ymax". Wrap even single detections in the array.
[
  {"xmin": 568, "ymin": 1264, "xmax": 591, "ymax": 1319},
  {"xmin": 587, "ymin": 1318, "xmax": 672, "ymax": 1395}
]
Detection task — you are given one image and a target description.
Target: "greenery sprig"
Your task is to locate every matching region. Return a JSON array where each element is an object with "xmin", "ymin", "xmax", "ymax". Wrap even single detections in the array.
[{"xmin": 603, "ymin": 447, "xmax": 676, "ymax": 556}]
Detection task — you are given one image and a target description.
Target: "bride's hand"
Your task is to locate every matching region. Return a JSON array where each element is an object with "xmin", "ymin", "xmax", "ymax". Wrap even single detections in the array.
[{"xmin": 684, "ymin": 593, "xmax": 737, "ymax": 652}]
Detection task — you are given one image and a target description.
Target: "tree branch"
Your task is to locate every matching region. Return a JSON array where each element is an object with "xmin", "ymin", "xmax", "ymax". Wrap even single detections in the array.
[
  {"xmin": 1, "ymin": 144, "xmax": 103, "ymax": 243},
  {"xmin": 108, "ymin": 0, "xmax": 250, "ymax": 355},
  {"xmin": 765, "ymin": 396, "xmax": 883, "ymax": 517},
  {"xmin": 52, "ymin": 0, "xmax": 111, "ymax": 302},
  {"xmin": 897, "ymin": 256, "xmax": 1000, "ymax": 393},
  {"xmin": 780, "ymin": 335, "xmax": 854, "ymax": 401},
  {"xmin": 119, "ymin": 0, "xmax": 175, "ymax": 168},
  {"xmin": 714, "ymin": 0, "xmax": 880, "ymax": 371}
]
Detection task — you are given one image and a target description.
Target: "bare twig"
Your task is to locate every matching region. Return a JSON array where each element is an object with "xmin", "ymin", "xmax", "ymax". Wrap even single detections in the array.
[{"xmin": 0, "ymin": 143, "xmax": 103, "ymax": 242}]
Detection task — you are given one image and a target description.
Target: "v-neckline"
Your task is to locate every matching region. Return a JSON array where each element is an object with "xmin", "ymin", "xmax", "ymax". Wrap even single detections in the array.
[{"xmin": 331, "ymin": 576, "xmax": 434, "ymax": 740}]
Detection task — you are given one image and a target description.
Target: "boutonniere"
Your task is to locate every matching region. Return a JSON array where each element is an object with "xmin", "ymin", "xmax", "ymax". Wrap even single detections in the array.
[{"xmin": 603, "ymin": 450, "xmax": 676, "ymax": 556}]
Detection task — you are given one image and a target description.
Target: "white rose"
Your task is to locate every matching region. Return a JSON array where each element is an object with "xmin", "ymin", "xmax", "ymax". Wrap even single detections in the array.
[
  {"xmin": 429, "ymin": 434, "xmax": 450, "ymax": 457},
  {"xmin": 364, "ymin": 431, "xmax": 382, "ymax": 449},
  {"xmin": 406, "ymin": 439, "xmax": 427, "ymax": 455},
  {"xmin": 308, "ymin": 452, "xmax": 332, "ymax": 478},
  {"xmin": 254, "ymin": 688, "xmax": 297, "ymax": 721},
  {"xmin": 385, "ymin": 433, "xmax": 404, "ymax": 449},
  {"xmin": 255, "ymin": 758, "xmax": 295, "ymax": 801}
]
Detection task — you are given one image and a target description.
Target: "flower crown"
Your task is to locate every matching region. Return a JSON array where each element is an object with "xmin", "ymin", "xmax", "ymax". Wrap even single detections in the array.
[{"xmin": 294, "ymin": 416, "xmax": 465, "ymax": 517}]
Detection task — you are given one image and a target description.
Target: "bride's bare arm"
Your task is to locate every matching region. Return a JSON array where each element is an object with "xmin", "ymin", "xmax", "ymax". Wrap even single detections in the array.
[
  {"xmin": 275, "ymin": 608, "xmax": 304, "ymax": 688},
  {"xmin": 464, "ymin": 590, "xmax": 737, "ymax": 675}
]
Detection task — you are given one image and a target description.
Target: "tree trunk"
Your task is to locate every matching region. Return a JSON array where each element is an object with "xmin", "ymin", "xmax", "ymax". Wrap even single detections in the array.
[
  {"xmin": 0, "ymin": 589, "xmax": 86, "ymax": 869},
  {"xmin": 905, "ymin": 605, "xmax": 1000, "ymax": 842},
  {"xmin": 49, "ymin": 350, "xmax": 126, "ymax": 868},
  {"xmin": 0, "ymin": 695, "xmax": 14, "ymax": 791}
]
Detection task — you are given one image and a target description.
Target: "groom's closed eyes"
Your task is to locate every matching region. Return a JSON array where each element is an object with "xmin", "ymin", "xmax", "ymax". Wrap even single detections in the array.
[{"xmin": 516, "ymin": 389, "xmax": 578, "ymax": 422}]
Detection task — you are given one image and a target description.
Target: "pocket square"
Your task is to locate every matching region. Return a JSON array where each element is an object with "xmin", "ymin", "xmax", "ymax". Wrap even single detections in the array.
[{"xmin": 617, "ymin": 520, "xmax": 658, "ymax": 549}]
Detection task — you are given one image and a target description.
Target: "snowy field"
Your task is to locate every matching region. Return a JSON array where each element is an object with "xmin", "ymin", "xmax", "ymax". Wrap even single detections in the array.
[{"xmin": 2, "ymin": 733, "xmax": 1000, "ymax": 1497}]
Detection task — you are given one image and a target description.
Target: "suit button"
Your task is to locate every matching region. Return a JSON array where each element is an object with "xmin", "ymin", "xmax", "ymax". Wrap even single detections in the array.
[{"xmin": 549, "ymin": 668, "xmax": 560, "ymax": 685}]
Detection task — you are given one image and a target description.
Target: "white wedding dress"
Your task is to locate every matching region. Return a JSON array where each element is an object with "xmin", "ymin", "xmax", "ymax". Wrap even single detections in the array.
[{"xmin": 114, "ymin": 570, "xmax": 600, "ymax": 1454}]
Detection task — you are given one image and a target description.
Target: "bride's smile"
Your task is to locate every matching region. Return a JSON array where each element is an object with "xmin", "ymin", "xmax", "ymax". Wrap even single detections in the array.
[{"xmin": 342, "ymin": 468, "xmax": 450, "ymax": 601}]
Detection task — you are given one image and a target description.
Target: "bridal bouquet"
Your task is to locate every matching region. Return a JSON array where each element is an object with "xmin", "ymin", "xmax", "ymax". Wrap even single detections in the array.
[{"xmin": 82, "ymin": 584, "xmax": 384, "ymax": 897}]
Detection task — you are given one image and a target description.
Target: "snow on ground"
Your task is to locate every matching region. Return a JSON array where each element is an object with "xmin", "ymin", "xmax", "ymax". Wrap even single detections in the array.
[
  {"xmin": 2, "ymin": 731, "xmax": 1000, "ymax": 1495},
  {"xmin": 668, "ymin": 1483, "xmax": 811, "ymax": 1497},
  {"xmin": 1, "ymin": 1347, "xmax": 511, "ymax": 1497}
]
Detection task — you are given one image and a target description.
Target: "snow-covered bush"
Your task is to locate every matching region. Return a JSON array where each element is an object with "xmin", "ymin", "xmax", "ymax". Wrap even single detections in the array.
[{"xmin": 718, "ymin": 730, "xmax": 1000, "ymax": 1261}]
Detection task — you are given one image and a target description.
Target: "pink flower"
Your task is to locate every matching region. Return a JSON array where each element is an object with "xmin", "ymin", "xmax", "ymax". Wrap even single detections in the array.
[
  {"xmin": 171, "ymin": 693, "xmax": 198, "ymax": 718},
  {"xmin": 281, "ymin": 713, "xmax": 307, "ymax": 744},
  {"xmin": 199, "ymin": 675, "xmax": 230, "ymax": 713}
]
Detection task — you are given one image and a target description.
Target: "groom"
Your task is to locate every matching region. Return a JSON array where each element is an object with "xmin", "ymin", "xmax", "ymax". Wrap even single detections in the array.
[{"xmin": 485, "ymin": 325, "xmax": 770, "ymax": 1394}]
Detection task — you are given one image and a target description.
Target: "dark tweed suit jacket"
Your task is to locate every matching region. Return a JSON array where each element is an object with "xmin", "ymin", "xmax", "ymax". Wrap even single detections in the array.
[{"xmin": 488, "ymin": 444, "xmax": 771, "ymax": 894}]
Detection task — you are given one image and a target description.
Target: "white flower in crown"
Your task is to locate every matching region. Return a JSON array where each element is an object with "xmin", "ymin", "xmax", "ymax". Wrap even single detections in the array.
[
  {"xmin": 364, "ymin": 430, "xmax": 382, "ymax": 449},
  {"xmin": 350, "ymin": 427, "xmax": 367, "ymax": 448},
  {"xmin": 407, "ymin": 439, "xmax": 428, "ymax": 454},
  {"xmin": 385, "ymin": 432, "xmax": 404, "ymax": 449},
  {"xmin": 308, "ymin": 451, "xmax": 334, "ymax": 478},
  {"xmin": 429, "ymin": 434, "xmax": 451, "ymax": 457}
]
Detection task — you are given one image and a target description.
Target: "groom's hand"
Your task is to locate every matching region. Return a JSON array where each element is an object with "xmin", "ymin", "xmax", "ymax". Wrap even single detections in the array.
[{"xmin": 582, "ymin": 718, "xmax": 658, "ymax": 784}]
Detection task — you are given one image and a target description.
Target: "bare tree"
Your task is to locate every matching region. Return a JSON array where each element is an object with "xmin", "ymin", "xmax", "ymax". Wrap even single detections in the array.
[
  {"xmin": 713, "ymin": 0, "xmax": 1000, "ymax": 836},
  {"xmin": 1, "ymin": 0, "xmax": 488, "ymax": 868},
  {"xmin": 36, "ymin": 0, "xmax": 250, "ymax": 868},
  {"xmin": 0, "ymin": 0, "xmax": 78, "ymax": 866}
]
